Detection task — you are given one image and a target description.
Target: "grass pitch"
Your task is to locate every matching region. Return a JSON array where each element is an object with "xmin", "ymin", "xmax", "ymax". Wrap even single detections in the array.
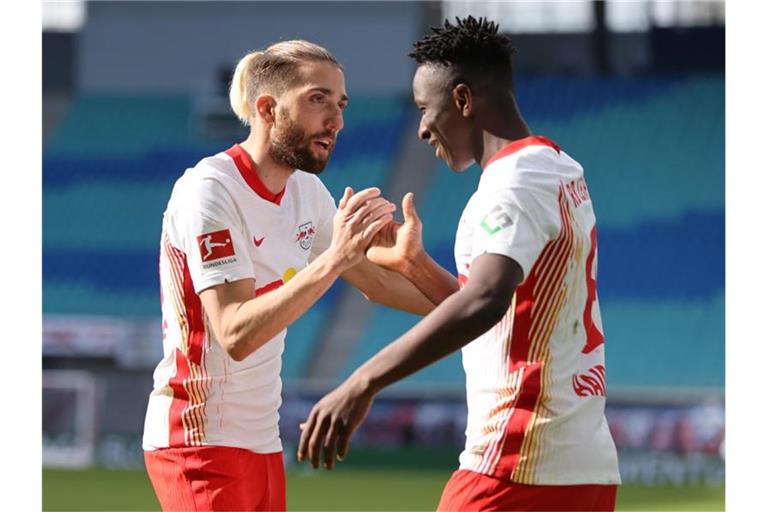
[{"xmin": 42, "ymin": 468, "xmax": 724, "ymax": 511}]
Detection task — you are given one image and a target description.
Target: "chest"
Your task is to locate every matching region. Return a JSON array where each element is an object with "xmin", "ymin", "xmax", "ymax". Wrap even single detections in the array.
[{"xmin": 239, "ymin": 196, "xmax": 324, "ymax": 281}]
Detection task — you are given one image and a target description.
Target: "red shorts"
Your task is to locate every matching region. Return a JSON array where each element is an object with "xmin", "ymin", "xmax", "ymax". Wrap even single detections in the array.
[
  {"xmin": 437, "ymin": 469, "xmax": 617, "ymax": 512},
  {"xmin": 144, "ymin": 446, "xmax": 285, "ymax": 511}
]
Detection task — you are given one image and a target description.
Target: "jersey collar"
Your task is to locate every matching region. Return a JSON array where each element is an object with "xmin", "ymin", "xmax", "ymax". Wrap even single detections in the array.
[
  {"xmin": 484, "ymin": 135, "xmax": 561, "ymax": 170},
  {"xmin": 225, "ymin": 144, "xmax": 286, "ymax": 205}
]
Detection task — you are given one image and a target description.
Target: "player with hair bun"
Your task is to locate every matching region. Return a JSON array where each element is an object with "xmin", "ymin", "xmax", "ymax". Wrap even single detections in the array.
[{"xmin": 142, "ymin": 39, "xmax": 457, "ymax": 511}]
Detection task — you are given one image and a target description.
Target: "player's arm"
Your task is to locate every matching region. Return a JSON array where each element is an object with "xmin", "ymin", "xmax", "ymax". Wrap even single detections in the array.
[
  {"xmin": 340, "ymin": 258, "xmax": 436, "ymax": 315},
  {"xmin": 345, "ymin": 192, "xmax": 459, "ymax": 312},
  {"xmin": 200, "ymin": 188, "xmax": 394, "ymax": 361},
  {"xmin": 350, "ymin": 253, "xmax": 521, "ymax": 389},
  {"xmin": 297, "ymin": 252, "xmax": 523, "ymax": 469},
  {"xmin": 388, "ymin": 242, "xmax": 460, "ymax": 306}
]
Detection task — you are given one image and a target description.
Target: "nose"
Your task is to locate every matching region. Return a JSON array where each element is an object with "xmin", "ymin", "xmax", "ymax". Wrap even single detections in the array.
[
  {"xmin": 418, "ymin": 119, "xmax": 430, "ymax": 141},
  {"xmin": 326, "ymin": 105, "xmax": 344, "ymax": 133}
]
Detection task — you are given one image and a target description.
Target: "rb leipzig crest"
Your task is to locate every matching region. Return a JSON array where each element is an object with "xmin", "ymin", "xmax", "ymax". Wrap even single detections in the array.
[{"xmin": 295, "ymin": 221, "xmax": 316, "ymax": 250}]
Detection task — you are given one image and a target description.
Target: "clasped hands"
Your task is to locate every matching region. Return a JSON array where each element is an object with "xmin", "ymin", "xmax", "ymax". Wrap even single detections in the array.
[
  {"xmin": 330, "ymin": 186, "xmax": 423, "ymax": 273},
  {"xmin": 297, "ymin": 186, "xmax": 424, "ymax": 469}
]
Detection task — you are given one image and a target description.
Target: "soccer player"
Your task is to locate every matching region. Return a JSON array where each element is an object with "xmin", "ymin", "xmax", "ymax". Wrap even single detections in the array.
[
  {"xmin": 142, "ymin": 40, "xmax": 456, "ymax": 511},
  {"xmin": 298, "ymin": 17, "xmax": 621, "ymax": 511}
]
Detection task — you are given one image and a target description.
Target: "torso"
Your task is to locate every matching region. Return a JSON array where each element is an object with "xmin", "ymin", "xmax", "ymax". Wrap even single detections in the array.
[
  {"xmin": 142, "ymin": 144, "xmax": 335, "ymax": 453},
  {"xmin": 454, "ymin": 136, "xmax": 620, "ymax": 485}
]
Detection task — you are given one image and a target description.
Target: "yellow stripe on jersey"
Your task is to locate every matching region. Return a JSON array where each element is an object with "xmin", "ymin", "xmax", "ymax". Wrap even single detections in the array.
[
  {"xmin": 162, "ymin": 233, "xmax": 213, "ymax": 447},
  {"xmin": 163, "ymin": 236, "xmax": 190, "ymax": 355},
  {"xmin": 475, "ymin": 300, "xmax": 520, "ymax": 474},
  {"xmin": 512, "ymin": 189, "xmax": 575, "ymax": 483}
]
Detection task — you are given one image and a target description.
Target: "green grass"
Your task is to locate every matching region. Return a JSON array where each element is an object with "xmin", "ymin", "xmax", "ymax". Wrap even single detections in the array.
[{"xmin": 42, "ymin": 468, "xmax": 724, "ymax": 511}]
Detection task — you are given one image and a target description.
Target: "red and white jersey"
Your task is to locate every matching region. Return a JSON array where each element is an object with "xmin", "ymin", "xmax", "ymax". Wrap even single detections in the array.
[
  {"xmin": 455, "ymin": 136, "xmax": 620, "ymax": 485},
  {"xmin": 142, "ymin": 144, "xmax": 336, "ymax": 453}
]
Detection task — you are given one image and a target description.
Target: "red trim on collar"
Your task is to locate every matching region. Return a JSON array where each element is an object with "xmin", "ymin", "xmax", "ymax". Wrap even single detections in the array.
[
  {"xmin": 484, "ymin": 135, "xmax": 561, "ymax": 170},
  {"xmin": 225, "ymin": 144, "xmax": 286, "ymax": 205}
]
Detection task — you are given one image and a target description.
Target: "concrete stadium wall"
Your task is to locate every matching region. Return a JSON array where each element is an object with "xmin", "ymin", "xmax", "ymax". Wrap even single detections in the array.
[{"xmin": 78, "ymin": 1, "xmax": 425, "ymax": 95}]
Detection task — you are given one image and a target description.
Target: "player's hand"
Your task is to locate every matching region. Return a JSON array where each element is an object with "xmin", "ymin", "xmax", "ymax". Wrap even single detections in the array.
[
  {"xmin": 365, "ymin": 192, "xmax": 424, "ymax": 273},
  {"xmin": 297, "ymin": 378, "xmax": 374, "ymax": 470},
  {"xmin": 330, "ymin": 187, "xmax": 395, "ymax": 272}
]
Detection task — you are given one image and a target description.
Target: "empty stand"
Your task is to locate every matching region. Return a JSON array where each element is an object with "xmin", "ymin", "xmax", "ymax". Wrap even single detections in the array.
[
  {"xmin": 43, "ymin": 76, "xmax": 724, "ymax": 388},
  {"xmin": 43, "ymin": 95, "xmax": 408, "ymax": 380},
  {"xmin": 348, "ymin": 75, "xmax": 724, "ymax": 391}
]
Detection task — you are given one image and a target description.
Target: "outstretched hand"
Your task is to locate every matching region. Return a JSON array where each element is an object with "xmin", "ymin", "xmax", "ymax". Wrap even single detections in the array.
[
  {"xmin": 365, "ymin": 192, "xmax": 424, "ymax": 273},
  {"xmin": 330, "ymin": 187, "xmax": 395, "ymax": 271},
  {"xmin": 297, "ymin": 379, "xmax": 374, "ymax": 470}
]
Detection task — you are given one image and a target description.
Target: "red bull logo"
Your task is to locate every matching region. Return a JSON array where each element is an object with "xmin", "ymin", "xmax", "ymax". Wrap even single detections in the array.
[{"xmin": 295, "ymin": 221, "xmax": 316, "ymax": 250}]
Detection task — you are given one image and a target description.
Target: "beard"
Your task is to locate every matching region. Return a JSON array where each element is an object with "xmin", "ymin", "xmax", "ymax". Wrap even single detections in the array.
[{"xmin": 268, "ymin": 111, "xmax": 333, "ymax": 175}]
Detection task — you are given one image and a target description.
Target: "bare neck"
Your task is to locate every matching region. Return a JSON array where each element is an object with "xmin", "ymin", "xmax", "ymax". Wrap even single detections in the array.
[
  {"xmin": 238, "ymin": 129, "xmax": 294, "ymax": 194},
  {"xmin": 475, "ymin": 95, "xmax": 532, "ymax": 169}
]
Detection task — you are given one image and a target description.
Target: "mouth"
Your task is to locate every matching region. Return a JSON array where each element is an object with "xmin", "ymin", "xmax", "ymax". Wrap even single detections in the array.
[
  {"xmin": 431, "ymin": 142, "xmax": 445, "ymax": 160},
  {"xmin": 312, "ymin": 138, "xmax": 333, "ymax": 154}
]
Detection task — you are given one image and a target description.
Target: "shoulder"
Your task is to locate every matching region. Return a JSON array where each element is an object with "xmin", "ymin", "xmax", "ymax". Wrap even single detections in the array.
[
  {"xmin": 290, "ymin": 171, "xmax": 335, "ymax": 202},
  {"xmin": 189, "ymin": 151, "xmax": 239, "ymax": 183},
  {"xmin": 168, "ymin": 153, "xmax": 237, "ymax": 210},
  {"xmin": 475, "ymin": 145, "xmax": 571, "ymax": 234},
  {"xmin": 516, "ymin": 146, "xmax": 587, "ymax": 205},
  {"xmin": 291, "ymin": 170, "xmax": 327, "ymax": 190},
  {"xmin": 482, "ymin": 143, "xmax": 575, "ymax": 198}
]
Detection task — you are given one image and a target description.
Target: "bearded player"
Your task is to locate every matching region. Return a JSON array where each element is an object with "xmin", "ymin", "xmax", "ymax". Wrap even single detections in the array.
[
  {"xmin": 298, "ymin": 17, "xmax": 621, "ymax": 511},
  {"xmin": 142, "ymin": 40, "xmax": 458, "ymax": 511}
]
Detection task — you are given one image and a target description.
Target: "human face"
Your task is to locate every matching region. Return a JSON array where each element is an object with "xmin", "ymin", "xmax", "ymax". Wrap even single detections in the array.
[
  {"xmin": 412, "ymin": 64, "xmax": 474, "ymax": 172},
  {"xmin": 269, "ymin": 61, "xmax": 348, "ymax": 174}
]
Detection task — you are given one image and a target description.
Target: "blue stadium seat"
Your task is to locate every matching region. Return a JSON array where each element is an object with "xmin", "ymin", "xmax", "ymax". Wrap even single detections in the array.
[
  {"xmin": 350, "ymin": 75, "xmax": 724, "ymax": 391},
  {"xmin": 43, "ymin": 95, "xmax": 408, "ymax": 377},
  {"xmin": 44, "ymin": 77, "xmax": 724, "ymax": 389},
  {"xmin": 46, "ymin": 95, "xmax": 201, "ymax": 157},
  {"xmin": 340, "ymin": 307, "xmax": 465, "ymax": 391}
]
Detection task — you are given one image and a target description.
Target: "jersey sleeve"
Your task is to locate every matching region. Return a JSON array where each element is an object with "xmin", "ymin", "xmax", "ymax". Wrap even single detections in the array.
[
  {"xmin": 309, "ymin": 181, "xmax": 337, "ymax": 263},
  {"xmin": 470, "ymin": 185, "xmax": 560, "ymax": 281},
  {"xmin": 167, "ymin": 177, "xmax": 255, "ymax": 293}
]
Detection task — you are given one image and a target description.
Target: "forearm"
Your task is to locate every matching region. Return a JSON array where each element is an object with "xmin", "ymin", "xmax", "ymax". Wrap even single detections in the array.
[
  {"xmin": 223, "ymin": 251, "xmax": 344, "ymax": 360},
  {"xmin": 399, "ymin": 250, "xmax": 459, "ymax": 305},
  {"xmin": 350, "ymin": 284, "xmax": 506, "ymax": 393},
  {"xmin": 342, "ymin": 259, "xmax": 435, "ymax": 316},
  {"xmin": 365, "ymin": 267, "xmax": 435, "ymax": 315}
]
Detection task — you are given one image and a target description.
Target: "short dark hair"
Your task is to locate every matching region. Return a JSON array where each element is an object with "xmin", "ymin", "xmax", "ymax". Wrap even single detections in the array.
[{"xmin": 408, "ymin": 16, "xmax": 516, "ymax": 87}]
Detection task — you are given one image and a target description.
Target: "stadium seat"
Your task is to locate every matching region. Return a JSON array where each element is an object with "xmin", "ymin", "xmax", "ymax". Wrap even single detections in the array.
[
  {"xmin": 43, "ymin": 95, "xmax": 409, "ymax": 378},
  {"xmin": 44, "ymin": 77, "xmax": 724, "ymax": 389},
  {"xmin": 350, "ymin": 75, "xmax": 724, "ymax": 391}
]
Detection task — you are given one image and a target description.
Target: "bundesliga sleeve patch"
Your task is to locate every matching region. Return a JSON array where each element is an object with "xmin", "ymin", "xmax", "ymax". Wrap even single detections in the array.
[
  {"xmin": 480, "ymin": 205, "xmax": 514, "ymax": 235},
  {"xmin": 196, "ymin": 229, "xmax": 238, "ymax": 268}
]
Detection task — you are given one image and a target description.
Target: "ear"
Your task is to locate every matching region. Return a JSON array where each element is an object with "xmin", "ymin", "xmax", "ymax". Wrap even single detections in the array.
[
  {"xmin": 452, "ymin": 83, "xmax": 472, "ymax": 118},
  {"xmin": 255, "ymin": 94, "xmax": 277, "ymax": 124}
]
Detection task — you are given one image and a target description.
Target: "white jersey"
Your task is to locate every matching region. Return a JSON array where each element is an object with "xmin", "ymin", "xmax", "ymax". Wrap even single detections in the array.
[
  {"xmin": 142, "ymin": 144, "xmax": 336, "ymax": 453},
  {"xmin": 455, "ymin": 136, "xmax": 620, "ymax": 485}
]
